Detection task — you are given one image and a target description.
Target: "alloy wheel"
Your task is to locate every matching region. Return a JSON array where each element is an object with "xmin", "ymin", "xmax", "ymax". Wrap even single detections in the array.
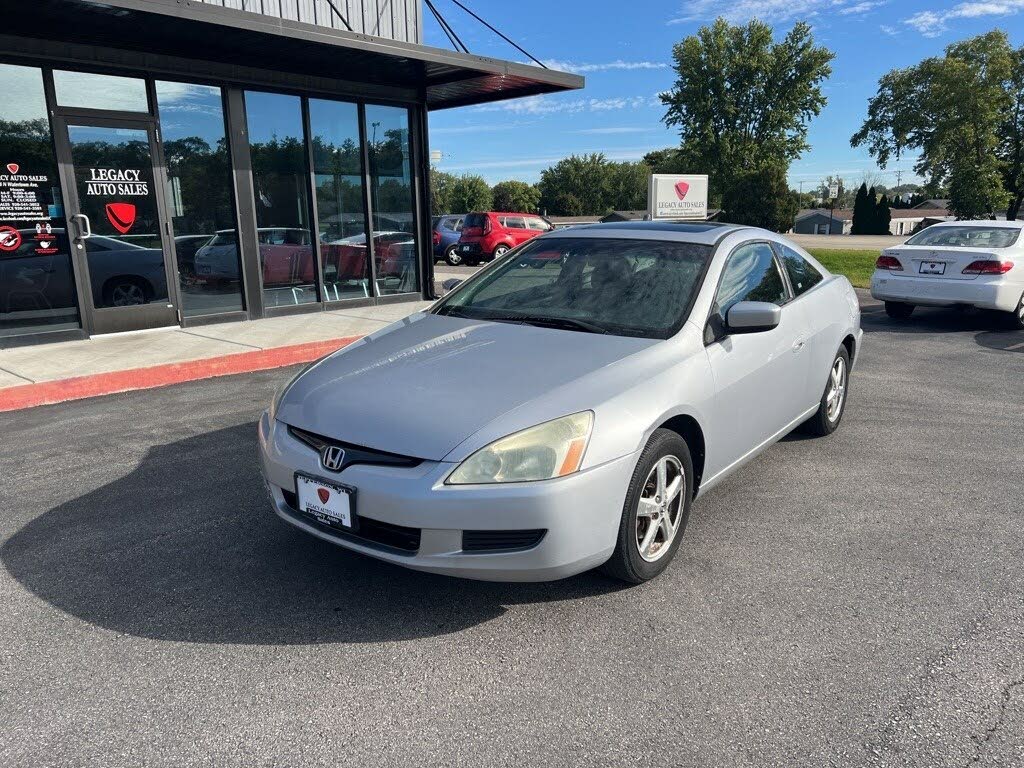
[
  {"xmin": 110, "ymin": 282, "xmax": 145, "ymax": 306},
  {"xmin": 826, "ymin": 356, "xmax": 847, "ymax": 422},
  {"xmin": 635, "ymin": 455, "xmax": 685, "ymax": 562}
]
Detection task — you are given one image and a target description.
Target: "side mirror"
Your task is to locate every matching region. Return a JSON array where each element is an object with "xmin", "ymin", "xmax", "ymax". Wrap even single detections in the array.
[
  {"xmin": 726, "ymin": 301, "xmax": 781, "ymax": 334},
  {"xmin": 441, "ymin": 278, "xmax": 463, "ymax": 294}
]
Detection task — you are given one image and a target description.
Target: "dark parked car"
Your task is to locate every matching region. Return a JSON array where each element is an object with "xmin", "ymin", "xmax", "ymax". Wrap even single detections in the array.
[{"xmin": 431, "ymin": 214, "xmax": 464, "ymax": 265}]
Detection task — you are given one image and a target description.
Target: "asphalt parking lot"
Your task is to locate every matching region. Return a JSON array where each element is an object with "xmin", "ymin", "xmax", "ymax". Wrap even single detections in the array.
[{"xmin": 1, "ymin": 294, "xmax": 1022, "ymax": 767}]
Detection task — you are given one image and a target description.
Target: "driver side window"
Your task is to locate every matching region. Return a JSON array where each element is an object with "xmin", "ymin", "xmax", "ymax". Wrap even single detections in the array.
[{"xmin": 707, "ymin": 242, "xmax": 788, "ymax": 342}]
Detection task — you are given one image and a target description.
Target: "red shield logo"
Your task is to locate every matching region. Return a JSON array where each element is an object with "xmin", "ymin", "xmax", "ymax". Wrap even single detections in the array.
[
  {"xmin": 317, "ymin": 488, "xmax": 331, "ymax": 504},
  {"xmin": 6, "ymin": 163, "xmax": 19, "ymax": 175},
  {"xmin": 674, "ymin": 181, "xmax": 690, "ymax": 200},
  {"xmin": 105, "ymin": 202, "xmax": 137, "ymax": 235},
  {"xmin": 0, "ymin": 226, "xmax": 22, "ymax": 252}
]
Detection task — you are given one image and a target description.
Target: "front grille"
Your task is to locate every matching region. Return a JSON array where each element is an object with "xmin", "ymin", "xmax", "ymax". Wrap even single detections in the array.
[
  {"xmin": 281, "ymin": 490, "xmax": 420, "ymax": 554},
  {"xmin": 287, "ymin": 426, "xmax": 422, "ymax": 474},
  {"xmin": 462, "ymin": 529, "xmax": 547, "ymax": 553}
]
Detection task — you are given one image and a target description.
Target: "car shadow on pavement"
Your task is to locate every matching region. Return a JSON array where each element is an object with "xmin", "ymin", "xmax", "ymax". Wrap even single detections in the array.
[
  {"xmin": 1, "ymin": 422, "xmax": 624, "ymax": 645},
  {"xmin": 861, "ymin": 302, "xmax": 1020, "ymax": 337}
]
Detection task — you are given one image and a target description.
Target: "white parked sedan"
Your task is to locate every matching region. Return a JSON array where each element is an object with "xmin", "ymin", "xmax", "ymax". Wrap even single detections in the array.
[
  {"xmin": 871, "ymin": 220, "xmax": 1024, "ymax": 329},
  {"xmin": 259, "ymin": 222, "xmax": 862, "ymax": 583}
]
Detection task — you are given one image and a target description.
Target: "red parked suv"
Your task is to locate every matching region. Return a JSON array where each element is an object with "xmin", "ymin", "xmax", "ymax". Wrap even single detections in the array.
[{"xmin": 455, "ymin": 212, "xmax": 553, "ymax": 265}]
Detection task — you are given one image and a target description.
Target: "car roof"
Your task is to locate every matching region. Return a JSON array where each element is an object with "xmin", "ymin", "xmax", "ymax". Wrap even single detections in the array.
[
  {"xmin": 543, "ymin": 220, "xmax": 746, "ymax": 245},
  {"xmin": 925, "ymin": 220, "xmax": 1024, "ymax": 229}
]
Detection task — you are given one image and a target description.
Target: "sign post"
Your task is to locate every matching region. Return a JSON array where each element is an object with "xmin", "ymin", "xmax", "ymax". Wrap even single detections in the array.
[
  {"xmin": 827, "ymin": 183, "xmax": 839, "ymax": 235},
  {"xmin": 648, "ymin": 174, "xmax": 709, "ymax": 221}
]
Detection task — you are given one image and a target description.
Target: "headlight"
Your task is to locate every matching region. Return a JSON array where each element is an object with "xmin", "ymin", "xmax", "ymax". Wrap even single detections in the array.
[{"xmin": 446, "ymin": 412, "xmax": 593, "ymax": 485}]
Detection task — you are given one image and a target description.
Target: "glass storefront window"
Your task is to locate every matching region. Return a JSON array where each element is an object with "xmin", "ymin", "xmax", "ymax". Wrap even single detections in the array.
[
  {"xmin": 53, "ymin": 70, "xmax": 149, "ymax": 112},
  {"xmin": 0, "ymin": 64, "xmax": 80, "ymax": 338},
  {"xmin": 244, "ymin": 91, "xmax": 317, "ymax": 308},
  {"xmin": 365, "ymin": 105, "xmax": 419, "ymax": 295},
  {"xmin": 309, "ymin": 98, "xmax": 370, "ymax": 300},
  {"xmin": 156, "ymin": 81, "xmax": 243, "ymax": 317}
]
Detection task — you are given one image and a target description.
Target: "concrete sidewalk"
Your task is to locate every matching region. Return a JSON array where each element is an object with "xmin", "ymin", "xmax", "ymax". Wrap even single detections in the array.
[{"xmin": 0, "ymin": 300, "xmax": 431, "ymax": 410}]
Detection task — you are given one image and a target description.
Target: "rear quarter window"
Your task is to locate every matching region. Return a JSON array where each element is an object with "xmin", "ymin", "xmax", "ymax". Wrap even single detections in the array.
[{"xmin": 777, "ymin": 244, "xmax": 824, "ymax": 296}]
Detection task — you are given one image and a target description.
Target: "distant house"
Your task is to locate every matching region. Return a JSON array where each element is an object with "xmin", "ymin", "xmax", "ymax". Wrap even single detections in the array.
[
  {"xmin": 912, "ymin": 198, "xmax": 950, "ymax": 210},
  {"xmin": 791, "ymin": 207, "xmax": 955, "ymax": 237},
  {"xmin": 791, "ymin": 209, "xmax": 852, "ymax": 235}
]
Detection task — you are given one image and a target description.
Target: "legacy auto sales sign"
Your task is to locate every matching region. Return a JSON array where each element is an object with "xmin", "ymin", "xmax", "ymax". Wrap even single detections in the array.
[
  {"xmin": 648, "ymin": 174, "xmax": 709, "ymax": 220},
  {"xmin": 85, "ymin": 168, "xmax": 149, "ymax": 197}
]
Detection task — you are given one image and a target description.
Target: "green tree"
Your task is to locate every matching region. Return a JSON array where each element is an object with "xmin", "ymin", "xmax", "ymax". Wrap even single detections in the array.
[
  {"xmin": 661, "ymin": 19, "xmax": 834, "ymax": 211},
  {"xmin": 537, "ymin": 154, "xmax": 648, "ymax": 215},
  {"xmin": 439, "ymin": 173, "xmax": 491, "ymax": 213},
  {"xmin": 491, "ymin": 180, "xmax": 540, "ymax": 213},
  {"xmin": 430, "ymin": 168, "xmax": 457, "ymax": 213},
  {"xmin": 876, "ymin": 194, "xmax": 892, "ymax": 234},
  {"xmin": 721, "ymin": 164, "xmax": 798, "ymax": 232},
  {"xmin": 867, "ymin": 186, "xmax": 879, "ymax": 233},
  {"xmin": 851, "ymin": 183, "xmax": 870, "ymax": 234},
  {"xmin": 852, "ymin": 30, "xmax": 1020, "ymax": 219}
]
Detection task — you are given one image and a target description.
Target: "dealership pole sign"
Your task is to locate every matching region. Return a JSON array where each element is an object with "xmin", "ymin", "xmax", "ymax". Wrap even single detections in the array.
[{"xmin": 648, "ymin": 174, "xmax": 709, "ymax": 220}]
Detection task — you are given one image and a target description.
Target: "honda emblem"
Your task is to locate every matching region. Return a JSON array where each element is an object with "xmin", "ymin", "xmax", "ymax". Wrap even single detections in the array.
[{"xmin": 321, "ymin": 445, "xmax": 346, "ymax": 471}]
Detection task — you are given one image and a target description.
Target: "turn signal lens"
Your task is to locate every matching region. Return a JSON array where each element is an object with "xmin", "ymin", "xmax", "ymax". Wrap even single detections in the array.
[
  {"xmin": 962, "ymin": 260, "xmax": 1013, "ymax": 275},
  {"xmin": 446, "ymin": 412, "xmax": 594, "ymax": 485},
  {"xmin": 875, "ymin": 255, "xmax": 903, "ymax": 271}
]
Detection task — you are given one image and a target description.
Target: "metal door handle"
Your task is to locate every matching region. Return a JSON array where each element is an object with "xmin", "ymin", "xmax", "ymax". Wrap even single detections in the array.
[{"xmin": 72, "ymin": 213, "xmax": 92, "ymax": 239}]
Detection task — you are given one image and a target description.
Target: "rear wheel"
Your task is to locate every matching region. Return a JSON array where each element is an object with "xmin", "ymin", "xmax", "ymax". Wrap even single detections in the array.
[
  {"xmin": 1004, "ymin": 292, "xmax": 1024, "ymax": 330},
  {"xmin": 444, "ymin": 246, "xmax": 463, "ymax": 266},
  {"xmin": 884, "ymin": 301, "xmax": 914, "ymax": 320},
  {"xmin": 601, "ymin": 429, "xmax": 692, "ymax": 584},
  {"xmin": 803, "ymin": 346, "xmax": 850, "ymax": 437},
  {"xmin": 492, "ymin": 244, "xmax": 510, "ymax": 260}
]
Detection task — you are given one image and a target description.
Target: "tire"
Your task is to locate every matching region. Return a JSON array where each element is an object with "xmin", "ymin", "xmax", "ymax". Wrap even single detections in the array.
[
  {"xmin": 492, "ymin": 244, "xmax": 510, "ymax": 260},
  {"xmin": 802, "ymin": 346, "xmax": 851, "ymax": 437},
  {"xmin": 444, "ymin": 246, "xmax": 463, "ymax": 267},
  {"xmin": 1003, "ymin": 292, "xmax": 1024, "ymax": 330},
  {"xmin": 884, "ymin": 301, "xmax": 914, "ymax": 320},
  {"xmin": 103, "ymin": 277, "xmax": 149, "ymax": 307},
  {"xmin": 601, "ymin": 429, "xmax": 693, "ymax": 584}
]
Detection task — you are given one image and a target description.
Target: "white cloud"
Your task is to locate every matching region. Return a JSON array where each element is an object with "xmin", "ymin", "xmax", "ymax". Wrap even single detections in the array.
[
  {"xmin": 879, "ymin": 23, "xmax": 899, "ymax": 34},
  {"xmin": 539, "ymin": 59, "xmax": 668, "ymax": 73},
  {"xmin": 669, "ymin": 0, "xmax": 884, "ymax": 23},
  {"xmin": 904, "ymin": 0, "xmax": 1024, "ymax": 36},
  {"xmin": 838, "ymin": 0, "xmax": 885, "ymax": 14},
  {"xmin": 473, "ymin": 94, "xmax": 662, "ymax": 115}
]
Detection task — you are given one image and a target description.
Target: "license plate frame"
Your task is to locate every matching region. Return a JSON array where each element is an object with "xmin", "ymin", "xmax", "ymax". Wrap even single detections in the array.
[
  {"xmin": 295, "ymin": 473, "xmax": 358, "ymax": 530},
  {"xmin": 919, "ymin": 261, "xmax": 946, "ymax": 275}
]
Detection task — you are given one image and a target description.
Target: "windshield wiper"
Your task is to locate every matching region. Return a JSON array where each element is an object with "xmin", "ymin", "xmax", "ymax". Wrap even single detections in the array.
[{"xmin": 484, "ymin": 312, "xmax": 609, "ymax": 334}]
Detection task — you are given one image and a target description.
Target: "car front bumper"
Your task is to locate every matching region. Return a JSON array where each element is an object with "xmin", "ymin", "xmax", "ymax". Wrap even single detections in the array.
[
  {"xmin": 871, "ymin": 272, "xmax": 1022, "ymax": 311},
  {"xmin": 258, "ymin": 411, "xmax": 636, "ymax": 582}
]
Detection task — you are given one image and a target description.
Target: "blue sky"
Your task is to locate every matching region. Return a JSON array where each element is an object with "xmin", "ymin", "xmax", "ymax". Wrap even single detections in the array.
[{"xmin": 424, "ymin": 0, "xmax": 1024, "ymax": 190}]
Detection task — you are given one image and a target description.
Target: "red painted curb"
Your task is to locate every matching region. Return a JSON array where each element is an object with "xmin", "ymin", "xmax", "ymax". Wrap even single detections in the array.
[{"xmin": 0, "ymin": 335, "xmax": 364, "ymax": 412}]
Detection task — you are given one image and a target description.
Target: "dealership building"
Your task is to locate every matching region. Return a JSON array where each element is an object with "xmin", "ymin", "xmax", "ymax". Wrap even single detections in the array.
[{"xmin": 0, "ymin": 0, "xmax": 581, "ymax": 345}]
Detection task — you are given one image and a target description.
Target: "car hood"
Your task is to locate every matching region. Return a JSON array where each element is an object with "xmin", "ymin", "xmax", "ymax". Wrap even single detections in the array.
[{"xmin": 275, "ymin": 312, "xmax": 659, "ymax": 461}]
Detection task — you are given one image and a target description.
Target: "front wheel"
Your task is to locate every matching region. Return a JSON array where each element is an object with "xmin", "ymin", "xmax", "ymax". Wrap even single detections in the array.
[
  {"xmin": 802, "ymin": 346, "xmax": 850, "ymax": 437},
  {"xmin": 601, "ymin": 429, "xmax": 692, "ymax": 584},
  {"xmin": 885, "ymin": 301, "xmax": 914, "ymax": 320}
]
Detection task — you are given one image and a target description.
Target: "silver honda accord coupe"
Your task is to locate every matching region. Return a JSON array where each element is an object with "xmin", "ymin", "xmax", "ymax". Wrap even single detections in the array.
[{"xmin": 259, "ymin": 222, "xmax": 862, "ymax": 583}]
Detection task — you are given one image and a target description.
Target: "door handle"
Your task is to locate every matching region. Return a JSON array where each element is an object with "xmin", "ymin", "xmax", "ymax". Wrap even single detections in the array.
[{"xmin": 72, "ymin": 213, "xmax": 92, "ymax": 240}]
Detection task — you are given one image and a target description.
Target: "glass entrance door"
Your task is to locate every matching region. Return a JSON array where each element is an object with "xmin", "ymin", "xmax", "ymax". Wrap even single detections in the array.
[{"xmin": 60, "ymin": 119, "xmax": 178, "ymax": 334}]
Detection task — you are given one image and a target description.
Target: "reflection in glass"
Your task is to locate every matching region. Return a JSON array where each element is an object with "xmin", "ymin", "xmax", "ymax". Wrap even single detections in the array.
[
  {"xmin": 156, "ymin": 81, "xmax": 243, "ymax": 317},
  {"xmin": 309, "ymin": 98, "xmax": 370, "ymax": 300},
  {"xmin": 53, "ymin": 70, "xmax": 149, "ymax": 112},
  {"xmin": 244, "ymin": 91, "xmax": 317, "ymax": 307},
  {"xmin": 67, "ymin": 125, "xmax": 170, "ymax": 309},
  {"xmin": 0, "ymin": 64, "xmax": 80, "ymax": 337},
  {"xmin": 365, "ymin": 105, "xmax": 419, "ymax": 295}
]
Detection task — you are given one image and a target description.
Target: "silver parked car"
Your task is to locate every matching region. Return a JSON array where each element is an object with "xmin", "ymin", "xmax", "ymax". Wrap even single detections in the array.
[{"xmin": 259, "ymin": 222, "xmax": 863, "ymax": 583}]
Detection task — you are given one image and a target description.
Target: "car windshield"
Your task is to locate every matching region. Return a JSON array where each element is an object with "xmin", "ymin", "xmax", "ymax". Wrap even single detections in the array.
[
  {"xmin": 905, "ymin": 225, "xmax": 1020, "ymax": 248},
  {"xmin": 434, "ymin": 236, "xmax": 712, "ymax": 339}
]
